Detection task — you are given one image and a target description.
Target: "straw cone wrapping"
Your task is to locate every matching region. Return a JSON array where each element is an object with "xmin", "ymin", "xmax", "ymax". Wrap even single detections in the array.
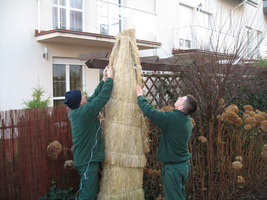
[{"xmin": 98, "ymin": 29, "xmax": 148, "ymax": 200}]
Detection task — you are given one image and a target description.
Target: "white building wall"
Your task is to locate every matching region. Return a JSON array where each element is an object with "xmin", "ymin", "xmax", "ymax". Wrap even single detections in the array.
[
  {"xmin": 140, "ymin": 0, "xmax": 267, "ymax": 59},
  {"xmin": 0, "ymin": 0, "xmax": 266, "ymax": 111},
  {"xmin": 0, "ymin": 0, "xmax": 102, "ymax": 111}
]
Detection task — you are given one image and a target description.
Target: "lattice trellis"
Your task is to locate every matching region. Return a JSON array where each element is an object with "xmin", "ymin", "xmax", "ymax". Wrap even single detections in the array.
[{"xmin": 142, "ymin": 72, "xmax": 183, "ymax": 108}]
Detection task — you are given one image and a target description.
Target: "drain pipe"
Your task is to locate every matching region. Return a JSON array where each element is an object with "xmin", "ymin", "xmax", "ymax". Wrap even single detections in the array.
[
  {"xmin": 231, "ymin": 0, "xmax": 248, "ymax": 12},
  {"xmin": 38, "ymin": 0, "xmax": 41, "ymax": 33},
  {"xmin": 230, "ymin": 0, "xmax": 247, "ymax": 34}
]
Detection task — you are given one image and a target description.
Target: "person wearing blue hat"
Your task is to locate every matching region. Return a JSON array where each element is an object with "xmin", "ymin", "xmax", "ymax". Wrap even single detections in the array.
[{"xmin": 64, "ymin": 66, "xmax": 113, "ymax": 200}]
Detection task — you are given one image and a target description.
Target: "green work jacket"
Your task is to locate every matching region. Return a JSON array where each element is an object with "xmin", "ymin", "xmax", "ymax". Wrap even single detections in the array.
[
  {"xmin": 68, "ymin": 78, "xmax": 113, "ymax": 167},
  {"xmin": 137, "ymin": 96, "xmax": 192, "ymax": 164}
]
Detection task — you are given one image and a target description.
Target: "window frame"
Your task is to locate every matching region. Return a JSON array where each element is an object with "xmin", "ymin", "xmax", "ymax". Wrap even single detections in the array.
[
  {"xmin": 52, "ymin": 58, "xmax": 86, "ymax": 106},
  {"xmin": 53, "ymin": 0, "xmax": 84, "ymax": 31},
  {"xmin": 99, "ymin": 0, "xmax": 123, "ymax": 35}
]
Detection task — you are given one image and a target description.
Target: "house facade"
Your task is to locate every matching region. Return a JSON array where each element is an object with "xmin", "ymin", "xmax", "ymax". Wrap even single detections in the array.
[{"xmin": 0, "ymin": 0, "xmax": 266, "ymax": 111}]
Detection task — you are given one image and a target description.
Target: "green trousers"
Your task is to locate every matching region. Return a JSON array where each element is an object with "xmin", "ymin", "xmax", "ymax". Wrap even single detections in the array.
[
  {"xmin": 76, "ymin": 162, "xmax": 99, "ymax": 200},
  {"xmin": 162, "ymin": 160, "xmax": 191, "ymax": 200}
]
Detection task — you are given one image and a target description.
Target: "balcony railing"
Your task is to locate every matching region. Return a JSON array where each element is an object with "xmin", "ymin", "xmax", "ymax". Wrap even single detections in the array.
[
  {"xmin": 173, "ymin": 25, "xmax": 237, "ymax": 54},
  {"xmin": 37, "ymin": 0, "xmax": 157, "ymax": 42}
]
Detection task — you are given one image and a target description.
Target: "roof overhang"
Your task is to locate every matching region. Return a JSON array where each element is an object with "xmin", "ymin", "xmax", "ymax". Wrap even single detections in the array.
[
  {"xmin": 35, "ymin": 29, "xmax": 161, "ymax": 50},
  {"xmin": 172, "ymin": 48, "xmax": 236, "ymax": 64}
]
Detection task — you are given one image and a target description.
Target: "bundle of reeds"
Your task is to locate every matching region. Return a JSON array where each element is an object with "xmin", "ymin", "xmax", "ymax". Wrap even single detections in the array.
[{"xmin": 98, "ymin": 29, "xmax": 148, "ymax": 200}]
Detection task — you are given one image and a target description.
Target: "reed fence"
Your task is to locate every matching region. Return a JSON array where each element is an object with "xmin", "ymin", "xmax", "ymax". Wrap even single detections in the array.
[{"xmin": 0, "ymin": 106, "xmax": 80, "ymax": 200}]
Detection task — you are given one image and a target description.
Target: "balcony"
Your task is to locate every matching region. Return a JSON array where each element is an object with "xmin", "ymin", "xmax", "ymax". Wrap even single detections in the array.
[
  {"xmin": 173, "ymin": 25, "xmax": 237, "ymax": 55},
  {"xmin": 35, "ymin": 29, "xmax": 161, "ymax": 50},
  {"xmin": 36, "ymin": 0, "xmax": 160, "ymax": 50}
]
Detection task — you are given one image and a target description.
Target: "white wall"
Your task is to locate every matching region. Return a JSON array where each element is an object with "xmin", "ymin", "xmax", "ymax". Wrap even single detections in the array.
[
  {"xmin": 0, "ymin": 0, "xmax": 266, "ymax": 111},
  {"xmin": 0, "ymin": 0, "xmax": 102, "ymax": 111}
]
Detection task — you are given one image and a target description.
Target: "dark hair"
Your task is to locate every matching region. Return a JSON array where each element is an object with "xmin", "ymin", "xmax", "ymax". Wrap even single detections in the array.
[{"xmin": 183, "ymin": 95, "xmax": 197, "ymax": 115}]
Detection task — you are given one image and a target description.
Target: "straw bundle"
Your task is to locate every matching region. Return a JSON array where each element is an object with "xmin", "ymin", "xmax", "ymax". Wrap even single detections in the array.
[{"xmin": 98, "ymin": 29, "xmax": 148, "ymax": 200}]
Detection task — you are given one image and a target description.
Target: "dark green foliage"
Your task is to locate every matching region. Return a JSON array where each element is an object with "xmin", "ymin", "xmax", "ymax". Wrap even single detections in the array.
[
  {"xmin": 39, "ymin": 181, "xmax": 75, "ymax": 200},
  {"xmin": 238, "ymin": 89, "xmax": 267, "ymax": 113},
  {"xmin": 253, "ymin": 58, "xmax": 267, "ymax": 68}
]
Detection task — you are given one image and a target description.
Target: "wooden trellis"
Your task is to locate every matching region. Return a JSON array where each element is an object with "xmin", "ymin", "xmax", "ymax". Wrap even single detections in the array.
[
  {"xmin": 143, "ymin": 73, "xmax": 182, "ymax": 108},
  {"xmin": 81, "ymin": 50, "xmax": 186, "ymax": 108}
]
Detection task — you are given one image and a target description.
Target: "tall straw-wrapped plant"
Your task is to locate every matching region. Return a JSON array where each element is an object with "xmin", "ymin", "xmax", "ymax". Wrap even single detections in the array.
[{"xmin": 98, "ymin": 29, "xmax": 149, "ymax": 200}]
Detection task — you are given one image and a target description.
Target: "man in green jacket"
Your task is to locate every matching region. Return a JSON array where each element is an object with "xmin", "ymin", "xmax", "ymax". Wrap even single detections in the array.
[
  {"xmin": 136, "ymin": 85, "xmax": 197, "ymax": 200},
  {"xmin": 64, "ymin": 66, "xmax": 113, "ymax": 200}
]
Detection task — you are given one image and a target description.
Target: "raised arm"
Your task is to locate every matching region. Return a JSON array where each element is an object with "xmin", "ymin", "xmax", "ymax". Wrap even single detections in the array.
[{"xmin": 136, "ymin": 85, "xmax": 170, "ymax": 130}]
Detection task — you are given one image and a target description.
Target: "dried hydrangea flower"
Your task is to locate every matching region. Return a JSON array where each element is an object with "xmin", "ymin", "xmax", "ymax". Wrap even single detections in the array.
[
  {"xmin": 222, "ymin": 111, "xmax": 242, "ymax": 125},
  {"xmin": 159, "ymin": 105, "xmax": 174, "ymax": 112},
  {"xmin": 244, "ymin": 124, "xmax": 251, "ymax": 131},
  {"xmin": 225, "ymin": 104, "xmax": 239, "ymax": 114},
  {"xmin": 235, "ymin": 156, "xmax": 243, "ymax": 162},
  {"xmin": 64, "ymin": 160, "xmax": 75, "ymax": 169},
  {"xmin": 244, "ymin": 116, "xmax": 257, "ymax": 127},
  {"xmin": 191, "ymin": 118, "xmax": 196, "ymax": 128},
  {"xmin": 255, "ymin": 114, "xmax": 265, "ymax": 126},
  {"xmin": 247, "ymin": 111, "xmax": 256, "ymax": 117},
  {"xmin": 217, "ymin": 114, "xmax": 223, "ymax": 121},
  {"xmin": 218, "ymin": 98, "xmax": 225, "ymax": 108},
  {"xmin": 237, "ymin": 176, "xmax": 245, "ymax": 183},
  {"xmin": 232, "ymin": 161, "xmax": 242, "ymax": 170},
  {"xmin": 258, "ymin": 111, "xmax": 267, "ymax": 120},
  {"xmin": 71, "ymin": 146, "xmax": 73, "ymax": 153},
  {"xmin": 47, "ymin": 140, "xmax": 62, "ymax": 160},
  {"xmin": 198, "ymin": 136, "xmax": 207, "ymax": 143},
  {"xmin": 244, "ymin": 105, "xmax": 253, "ymax": 112},
  {"xmin": 261, "ymin": 120, "xmax": 267, "ymax": 132}
]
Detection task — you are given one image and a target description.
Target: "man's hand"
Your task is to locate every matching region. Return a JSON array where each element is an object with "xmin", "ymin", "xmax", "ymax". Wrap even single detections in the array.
[
  {"xmin": 107, "ymin": 66, "xmax": 114, "ymax": 79},
  {"xmin": 136, "ymin": 85, "xmax": 143, "ymax": 97},
  {"xmin": 102, "ymin": 66, "xmax": 108, "ymax": 81}
]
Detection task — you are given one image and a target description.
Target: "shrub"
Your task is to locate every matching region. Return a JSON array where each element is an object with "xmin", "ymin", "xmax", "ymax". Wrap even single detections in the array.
[
  {"xmin": 39, "ymin": 181, "xmax": 75, "ymax": 200},
  {"xmin": 23, "ymin": 84, "xmax": 49, "ymax": 108}
]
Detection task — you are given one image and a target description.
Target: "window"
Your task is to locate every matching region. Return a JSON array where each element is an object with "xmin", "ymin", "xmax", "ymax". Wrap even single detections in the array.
[
  {"xmin": 246, "ymin": 28, "xmax": 252, "ymax": 58},
  {"xmin": 53, "ymin": 0, "xmax": 83, "ymax": 31},
  {"xmin": 179, "ymin": 39, "xmax": 191, "ymax": 48},
  {"xmin": 256, "ymin": 31, "xmax": 262, "ymax": 58},
  {"xmin": 53, "ymin": 59, "xmax": 84, "ymax": 106},
  {"xmin": 178, "ymin": 4, "xmax": 193, "ymax": 49},
  {"xmin": 99, "ymin": 0, "xmax": 122, "ymax": 35}
]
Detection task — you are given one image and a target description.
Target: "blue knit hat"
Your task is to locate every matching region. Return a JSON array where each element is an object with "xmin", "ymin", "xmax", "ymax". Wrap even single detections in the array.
[{"xmin": 64, "ymin": 89, "xmax": 81, "ymax": 109}]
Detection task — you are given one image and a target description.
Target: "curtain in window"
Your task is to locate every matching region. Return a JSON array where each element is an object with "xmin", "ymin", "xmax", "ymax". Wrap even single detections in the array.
[
  {"xmin": 70, "ymin": 11, "xmax": 82, "ymax": 31},
  {"xmin": 53, "ymin": 0, "xmax": 83, "ymax": 31},
  {"xmin": 70, "ymin": 65, "xmax": 82, "ymax": 90},
  {"xmin": 53, "ymin": 64, "xmax": 66, "ymax": 97}
]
